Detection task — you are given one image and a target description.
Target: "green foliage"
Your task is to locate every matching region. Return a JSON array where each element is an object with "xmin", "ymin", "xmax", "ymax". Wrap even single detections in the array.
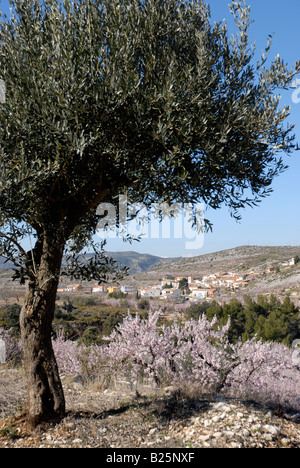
[
  {"xmin": 185, "ymin": 295, "xmax": 300, "ymax": 345},
  {"xmin": 0, "ymin": 0, "xmax": 299, "ymax": 283},
  {"xmin": 0, "ymin": 303, "xmax": 21, "ymax": 332},
  {"xmin": 186, "ymin": 301, "xmax": 211, "ymax": 320},
  {"xmin": 178, "ymin": 278, "xmax": 189, "ymax": 290},
  {"xmin": 137, "ymin": 298, "xmax": 150, "ymax": 310},
  {"xmin": 0, "ymin": 421, "xmax": 20, "ymax": 440},
  {"xmin": 108, "ymin": 291, "xmax": 126, "ymax": 299},
  {"xmin": 53, "ymin": 297, "xmax": 153, "ymax": 345},
  {"xmin": 72, "ymin": 296, "xmax": 97, "ymax": 307},
  {"xmin": 53, "ymin": 303, "xmax": 126, "ymax": 345}
]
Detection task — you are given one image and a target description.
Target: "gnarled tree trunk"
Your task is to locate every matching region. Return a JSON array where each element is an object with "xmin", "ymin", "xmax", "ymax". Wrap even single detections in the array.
[{"xmin": 20, "ymin": 234, "xmax": 66, "ymax": 428}]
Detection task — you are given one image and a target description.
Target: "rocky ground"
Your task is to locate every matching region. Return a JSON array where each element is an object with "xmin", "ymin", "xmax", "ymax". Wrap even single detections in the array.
[{"xmin": 0, "ymin": 367, "xmax": 300, "ymax": 449}]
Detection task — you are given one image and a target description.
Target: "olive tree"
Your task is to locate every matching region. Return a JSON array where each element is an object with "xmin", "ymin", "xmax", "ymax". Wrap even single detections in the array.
[{"xmin": 0, "ymin": 0, "xmax": 299, "ymax": 427}]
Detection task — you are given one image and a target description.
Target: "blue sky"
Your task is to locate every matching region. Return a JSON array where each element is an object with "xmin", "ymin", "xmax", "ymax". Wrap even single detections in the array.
[{"xmin": 1, "ymin": 0, "xmax": 299, "ymax": 258}]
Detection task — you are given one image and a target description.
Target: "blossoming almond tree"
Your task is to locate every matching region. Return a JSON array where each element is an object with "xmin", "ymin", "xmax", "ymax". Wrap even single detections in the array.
[
  {"xmin": 0, "ymin": 0, "xmax": 299, "ymax": 427},
  {"xmin": 101, "ymin": 312, "xmax": 300, "ymax": 411}
]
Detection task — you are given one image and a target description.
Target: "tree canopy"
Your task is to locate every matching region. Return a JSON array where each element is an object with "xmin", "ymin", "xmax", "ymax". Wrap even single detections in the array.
[
  {"xmin": 0, "ymin": 0, "xmax": 299, "ymax": 278},
  {"xmin": 186, "ymin": 295, "xmax": 300, "ymax": 345}
]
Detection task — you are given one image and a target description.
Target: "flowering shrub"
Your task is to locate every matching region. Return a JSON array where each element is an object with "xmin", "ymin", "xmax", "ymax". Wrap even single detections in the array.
[
  {"xmin": 102, "ymin": 312, "xmax": 232, "ymax": 389},
  {"xmin": 52, "ymin": 330, "xmax": 106, "ymax": 383},
  {"xmin": 0, "ymin": 328, "xmax": 23, "ymax": 364},
  {"xmin": 227, "ymin": 339, "xmax": 300, "ymax": 410},
  {"xmin": 102, "ymin": 312, "xmax": 300, "ymax": 411},
  {"xmin": 52, "ymin": 330, "xmax": 83, "ymax": 376},
  {"xmin": 2, "ymin": 311, "xmax": 300, "ymax": 411}
]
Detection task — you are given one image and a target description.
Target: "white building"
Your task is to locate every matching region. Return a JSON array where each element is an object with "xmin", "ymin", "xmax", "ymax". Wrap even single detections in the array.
[
  {"xmin": 191, "ymin": 289, "xmax": 209, "ymax": 299},
  {"xmin": 161, "ymin": 288, "xmax": 181, "ymax": 299},
  {"xmin": 140, "ymin": 287, "xmax": 161, "ymax": 298},
  {"xmin": 92, "ymin": 285, "xmax": 107, "ymax": 293},
  {"xmin": 161, "ymin": 280, "xmax": 178, "ymax": 289},
  {"xmin": 120, "ymin": 286, "xmax": 135, "ymax": 294}
]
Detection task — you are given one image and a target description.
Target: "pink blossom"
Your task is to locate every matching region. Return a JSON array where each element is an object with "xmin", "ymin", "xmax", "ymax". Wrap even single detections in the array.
[{"xmin": 102, "ymin": 313, "xmax": 300, "ymax": 410}]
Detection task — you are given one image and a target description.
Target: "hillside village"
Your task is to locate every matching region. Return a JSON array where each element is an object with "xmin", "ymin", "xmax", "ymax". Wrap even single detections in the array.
[
  {"xmin": 0, "ymin": 247, "xmax": 299, "ymax": 307},
  {"xmin": 57, "ymin": 255, "xmax": 299, "ymax": 303}
]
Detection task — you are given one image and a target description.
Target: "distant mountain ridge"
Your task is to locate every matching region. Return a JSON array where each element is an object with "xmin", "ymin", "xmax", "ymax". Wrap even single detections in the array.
[
  {"xmin": 104, "ymin": 250, "xmax": 179, "ymax": 274},
  {"xmin": 0, "ymin": 250, "xmax": 178, "ymax": 275},
  {"xmin": 0, "ymin": 245, "xmax": 299, "ymax": 275},
  {"xmin": 0, "ymin": 256, "xmax": 15, "ymax": 269},
  {"xmin": 74, "ymin": 245, "xmax": 300, "ymax": 276}
]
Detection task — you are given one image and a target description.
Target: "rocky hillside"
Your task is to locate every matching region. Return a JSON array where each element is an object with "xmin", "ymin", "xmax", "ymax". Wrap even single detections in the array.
[
  {"xmin": 0, "ymin": 368, "xmax": 300, "ymax": 448},
  {"xmin": 129, "ymin": 245, "xmax": 300, "ymax": 302},
  {"xmin": 141, "ymin": 245, "xmax": 300, "ymax": 277},
  {"xmin": 1, "ymin": 245, "xmax": 299, "ymax": 276},
  {"xmin": 105, "ymin": 251, "xmax": 177, "ymax": 274}
]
